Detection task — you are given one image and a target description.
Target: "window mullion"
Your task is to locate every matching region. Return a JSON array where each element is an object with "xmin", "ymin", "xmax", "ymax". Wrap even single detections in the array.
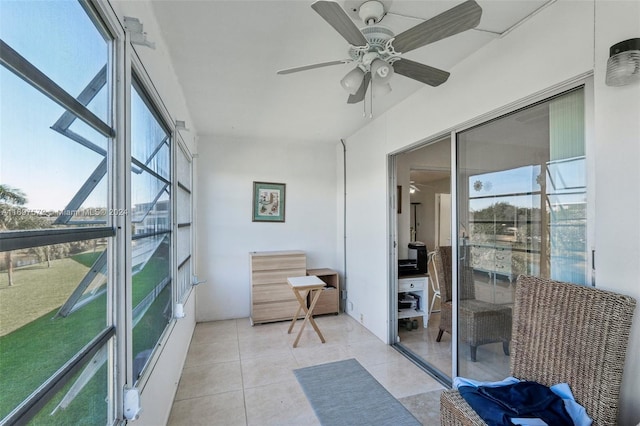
[{"xmin": 0, "ymin": 40, "xmax": 114, "ymax": 138}]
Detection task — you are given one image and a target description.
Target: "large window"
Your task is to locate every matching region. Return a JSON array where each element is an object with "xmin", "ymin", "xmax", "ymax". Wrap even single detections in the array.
[
  {"xmin": 0, "ymin": 1, "xmax": 114, "ymax": 423},
  {"xmin": 1, "ymin": 2, "xmax": 191, "ymax": 422},
  {"xmin": 176, "ymin": 135, "xmax": 193, "ymax": 304},
  {"xmin": 130, "ymin": 77, "xmax": 173, "ymax": 383},
  {"xmin": 456, "ymin": 87, "xmax": 587, "ymax": 381}
]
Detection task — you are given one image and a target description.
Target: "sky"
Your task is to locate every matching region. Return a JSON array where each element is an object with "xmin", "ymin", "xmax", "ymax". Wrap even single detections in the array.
[
  {"xmin": 468, "ymin": 160, "xmax": 586, "ymax": 211},
  {"xmin": 0, "ymin": 0, "xmax": 169, "ymax": 213},
  {"xmin": 1, "ymin": 0, "xmax": 108, "ymax": 211}
]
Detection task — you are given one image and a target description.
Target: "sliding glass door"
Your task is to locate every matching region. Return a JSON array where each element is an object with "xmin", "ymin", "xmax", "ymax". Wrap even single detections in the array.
[{"xmin": 456, "ymin": 88, "xmax": 587, "ymax": 380}]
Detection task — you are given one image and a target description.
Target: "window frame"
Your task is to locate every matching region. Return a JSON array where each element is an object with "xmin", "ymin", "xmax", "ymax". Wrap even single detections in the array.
[
  {"xmin": 449, "ymin": 74, "xmax": 595, "ymax": 379},
  {"xmin": 387, "ymin": 73, "xmax": 594, "ymax": 384},
  {"xmin": 0, "ymin": 0, "xmax": 196, "ymax": 422},
  {"xmin": 175, "ymin": 133, "xmax": 194, "ymax": 305},
  {"xmin": 126, "ymin": 51, "xmax": 178, "ymax": 392},
  {"xmin": 0, "ymin": 0, "xmax": 120, "ymax": 423}
]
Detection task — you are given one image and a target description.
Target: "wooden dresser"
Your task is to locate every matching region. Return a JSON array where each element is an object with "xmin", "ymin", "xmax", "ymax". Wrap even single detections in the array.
[{"xmin": 250, "ymin": 250, "xmax": 306, "ymax": 324}]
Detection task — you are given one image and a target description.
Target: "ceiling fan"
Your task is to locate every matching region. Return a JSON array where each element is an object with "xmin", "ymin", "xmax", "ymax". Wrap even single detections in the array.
[{"xmin": 277, "ymin": 0, "xmax": 482, "ymax": 104}]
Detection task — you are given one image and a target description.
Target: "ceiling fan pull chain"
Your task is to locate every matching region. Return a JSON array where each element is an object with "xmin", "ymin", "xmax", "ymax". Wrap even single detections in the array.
[
  {"xmin": 369, "ymin": 80, "xmax": 374, "ymax": 119},
  {"xmin": 362, "ymin": 96, "xmax": 366, "ymax": 117}
]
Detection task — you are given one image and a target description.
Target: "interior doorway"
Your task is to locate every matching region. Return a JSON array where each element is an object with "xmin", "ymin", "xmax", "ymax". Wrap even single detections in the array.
[
  {"xmin": 436, "ymin": 193, "xmax": 451, "ymax": 247},
  {"xmin": 391, "ymin": 83, "xmax": 590, "ymax": 387},
  {"xmin": 393, "ymin": 136, "xmax": 452, "ymax": 382}
]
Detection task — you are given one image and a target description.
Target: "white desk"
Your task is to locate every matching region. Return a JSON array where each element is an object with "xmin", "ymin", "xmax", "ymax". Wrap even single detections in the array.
[{"xmin": 287, "ymin": 275, "xmax": 326, "ymax": 348}]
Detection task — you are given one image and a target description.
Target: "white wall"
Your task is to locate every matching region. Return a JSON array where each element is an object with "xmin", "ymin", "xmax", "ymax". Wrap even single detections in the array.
[
  {"xmin": 195, "ymin": 136, "xmax": 338, "ymax": 321},
  {"xmin": 412, "ymin": 178, "xmax": 451, "ymax": 250},
  {"xmin": 593, "ymin": 1, "xmax": 640, "ymax": 423},
  {"xmin": 346, "ymin": 0, "xmax": 594, "ymax": 340},
  {"xmin": 106, "ymin": 2, "xmax": 198, "ymax": 424},
  {"xmin": 398, "ymin": 138, "xmax": 451, "ymax": 252},
  {"xmin": 344, "ymin": 1, "xmax": 640, "ymax": 423}
]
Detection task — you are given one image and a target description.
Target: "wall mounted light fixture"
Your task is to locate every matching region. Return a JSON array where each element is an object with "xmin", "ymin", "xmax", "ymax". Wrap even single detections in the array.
[{"xmin": 605, "ymin": 38, "xmax": 640, "ymax": 87}]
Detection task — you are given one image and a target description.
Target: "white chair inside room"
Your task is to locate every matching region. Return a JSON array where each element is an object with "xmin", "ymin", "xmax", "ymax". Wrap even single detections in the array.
[{"xmin": 427, "ymin": 251, "xmax": 441, "ymax": 325}]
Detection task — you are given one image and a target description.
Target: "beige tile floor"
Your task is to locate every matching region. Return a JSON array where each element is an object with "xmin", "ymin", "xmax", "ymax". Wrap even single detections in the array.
[
  {"xmin": 168, "ymin": 314, "xmax": 445, "ymax": 426},
  {"xmin": 399, "ymin": 278, "xmax": 513, "ymax": 383}
]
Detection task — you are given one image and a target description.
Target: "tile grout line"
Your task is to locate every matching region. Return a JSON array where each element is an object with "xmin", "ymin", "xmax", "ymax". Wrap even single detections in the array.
[{"xmin": 236, "ymin": 319, "xmax": 249, "ymax": 426}]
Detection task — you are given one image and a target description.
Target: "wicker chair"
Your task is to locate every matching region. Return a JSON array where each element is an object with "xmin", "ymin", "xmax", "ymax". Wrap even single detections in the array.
[
  {"xmin": 440, "ymin": 275, "xmax": 637, "ymax": 426},
  {"xmin": 434, "ymin": 246, "xmax": 512, "ymax": 361}
]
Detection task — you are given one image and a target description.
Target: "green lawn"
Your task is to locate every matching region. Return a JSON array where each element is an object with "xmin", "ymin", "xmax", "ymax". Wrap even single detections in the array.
[
  {"xmin": 29, "ymin": 363, "xmax": 109, "ymax": 426},
  {"xmin": 71, "ymin": 251, "xmax": 103, "ymax": 268},
  {"xmin": 132, "ymin": 256, "xmax": 170, "ymax": 306},
  {"xmin": 0, "ymin": 241, "xmax": 172, "ymax": 422},
  {"xmin": 0, "ymin": 295, "xmax": 106, "ymax": 419},
  {"xmin": 0, "ymin": 256, "xmax": 94, "ymax": 337}
]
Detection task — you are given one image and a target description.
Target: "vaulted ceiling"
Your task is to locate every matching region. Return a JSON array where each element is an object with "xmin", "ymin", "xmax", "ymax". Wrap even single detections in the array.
[{"xmin": 149, "ymin": 0, "xmax": 553, "ymax": 144}]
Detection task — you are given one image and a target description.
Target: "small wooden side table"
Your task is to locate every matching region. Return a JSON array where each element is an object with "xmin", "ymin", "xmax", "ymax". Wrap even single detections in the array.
[{"xmin": 287, "ymin": 275, "xmax": 326, "ymax": 348}]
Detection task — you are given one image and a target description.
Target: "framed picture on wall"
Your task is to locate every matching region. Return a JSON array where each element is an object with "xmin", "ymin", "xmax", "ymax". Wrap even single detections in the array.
[{"xmin": 252, "ymin": 181, "xmax": 286, "ymax": 222}]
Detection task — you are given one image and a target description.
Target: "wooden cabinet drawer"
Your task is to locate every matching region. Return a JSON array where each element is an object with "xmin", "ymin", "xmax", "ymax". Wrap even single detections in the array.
[
  {"xmin": 251, "ymin": 252, "xmax": 305, "ymax": 271},
  {"xmin": 252, "ymin": 283, "xmax": 296, "ymax": 304},
  {"xmin": 252, "ymin": 300, "xmax": 300, "ymax": 323},
  {"xmin": 252, "ymin": 269, "xmax": 306, "ymax": 286}
]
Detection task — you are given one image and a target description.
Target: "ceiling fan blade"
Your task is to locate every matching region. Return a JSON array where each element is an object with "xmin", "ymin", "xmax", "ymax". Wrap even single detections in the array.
[
  {"xmin": 392, "ymin": 0, "xmax": 482, "ymax": 54},
  {"xmin": 311, "ymin": 1, "xmax": 368, "ymax": 47},
  {"xmin": 277, "ymin": 59, "xmax": 352, "ymax": 75},
  {"xmin": 393, "ymin": 59, "xmax": 450, "ymax": 87},
  {"xmin": 347, "ymin": 72, "xmax": 371, "ymax": 104}
]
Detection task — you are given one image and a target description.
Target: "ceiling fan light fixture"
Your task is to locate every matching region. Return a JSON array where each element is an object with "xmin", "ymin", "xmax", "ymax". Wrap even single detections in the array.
[
  {"xmin": 370, "ymin": 58, "xmax": 394, "ymax": 84},
  {"xmin": 372, "ymin": 81, "xmax": 392, "ymax": 97},
  {"xmin": 341, "ymin": 67, "xmax": 365, "ymax": 95},
  {"xmin": 605, "ymin": 38, "xmax": 640, "ymax": 87}
]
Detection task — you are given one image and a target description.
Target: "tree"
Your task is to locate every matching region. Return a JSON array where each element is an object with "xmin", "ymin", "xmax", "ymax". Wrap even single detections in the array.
[
  {"xmin": 29, "ymin": 243, "xmax": 69, "ymax": 268},
  {"xmin": 0, "ymin": 185, "xmax": 29, "ymax": 286}
]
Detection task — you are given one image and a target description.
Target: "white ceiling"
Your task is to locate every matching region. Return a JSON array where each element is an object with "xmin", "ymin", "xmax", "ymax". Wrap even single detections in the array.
[{"xmin": 149, "ymin": 0, "xmax": 552, "ymax": 144}]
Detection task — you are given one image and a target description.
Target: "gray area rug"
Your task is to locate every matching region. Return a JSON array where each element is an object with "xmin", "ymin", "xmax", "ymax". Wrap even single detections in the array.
[{"xmin": 294, "ymin": 358, "xmax": 421, "ymax": 426}]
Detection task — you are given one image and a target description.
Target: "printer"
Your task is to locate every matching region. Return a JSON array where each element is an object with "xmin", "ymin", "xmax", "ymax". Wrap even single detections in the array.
[{"xmin": 398, "ymin": 242, "xmax": 428, "ymax": 276}]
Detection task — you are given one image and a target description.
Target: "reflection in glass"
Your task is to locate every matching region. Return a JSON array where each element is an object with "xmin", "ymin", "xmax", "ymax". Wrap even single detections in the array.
[
  {"xmin": 176, "ymin": 135, "xmax": 193, "ymax": 303},
  {"xmin": 457, "ymin": 88, "xmax": 586, "ymax": 381},
  {"xmin": 131, "ymin": 88, "xmax": 170, "ymax": 180},
  {"xmin": 131, "ymin": 235, "xmax": 171, "ymax": 380},
  {"xmin": 130, "ymin": 80, "xmax": 172, "ymax": 383}
]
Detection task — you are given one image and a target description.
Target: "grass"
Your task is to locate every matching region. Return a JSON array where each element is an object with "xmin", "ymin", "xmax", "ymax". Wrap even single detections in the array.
[
  {"xmin": 133, "ymin": 257, "xmax": 170, "ymax": 306},
  {"xmin": 0, "ymin": 241, "xmax": 172, "ymax": 422},
  {"xmin": 0, "ymin": 297, "xmax": 106, "ymax": 419},
  {"xmin": 133, "ymin": 283, "xmax": 172, "ymax": 377},
  {"xmin": 29, "ymin": 363, "xmax": 108, "ymax": 426},
  {"xmin": 0, "ymin": 256, "xmax": 94, "ymax": 337},
  {"xmin": 71, "ymin": 251, "xmax": 103, "ymax": 268}
]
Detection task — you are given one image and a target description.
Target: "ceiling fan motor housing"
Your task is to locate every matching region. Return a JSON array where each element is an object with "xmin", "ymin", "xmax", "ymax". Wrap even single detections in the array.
[
  {"xmin": 358, "ymin": 0, "xmax": 385, "ymax": 25},
  {"xmin": 348, "ymin": 25, "xmax": 396, "ymax": 69}
]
